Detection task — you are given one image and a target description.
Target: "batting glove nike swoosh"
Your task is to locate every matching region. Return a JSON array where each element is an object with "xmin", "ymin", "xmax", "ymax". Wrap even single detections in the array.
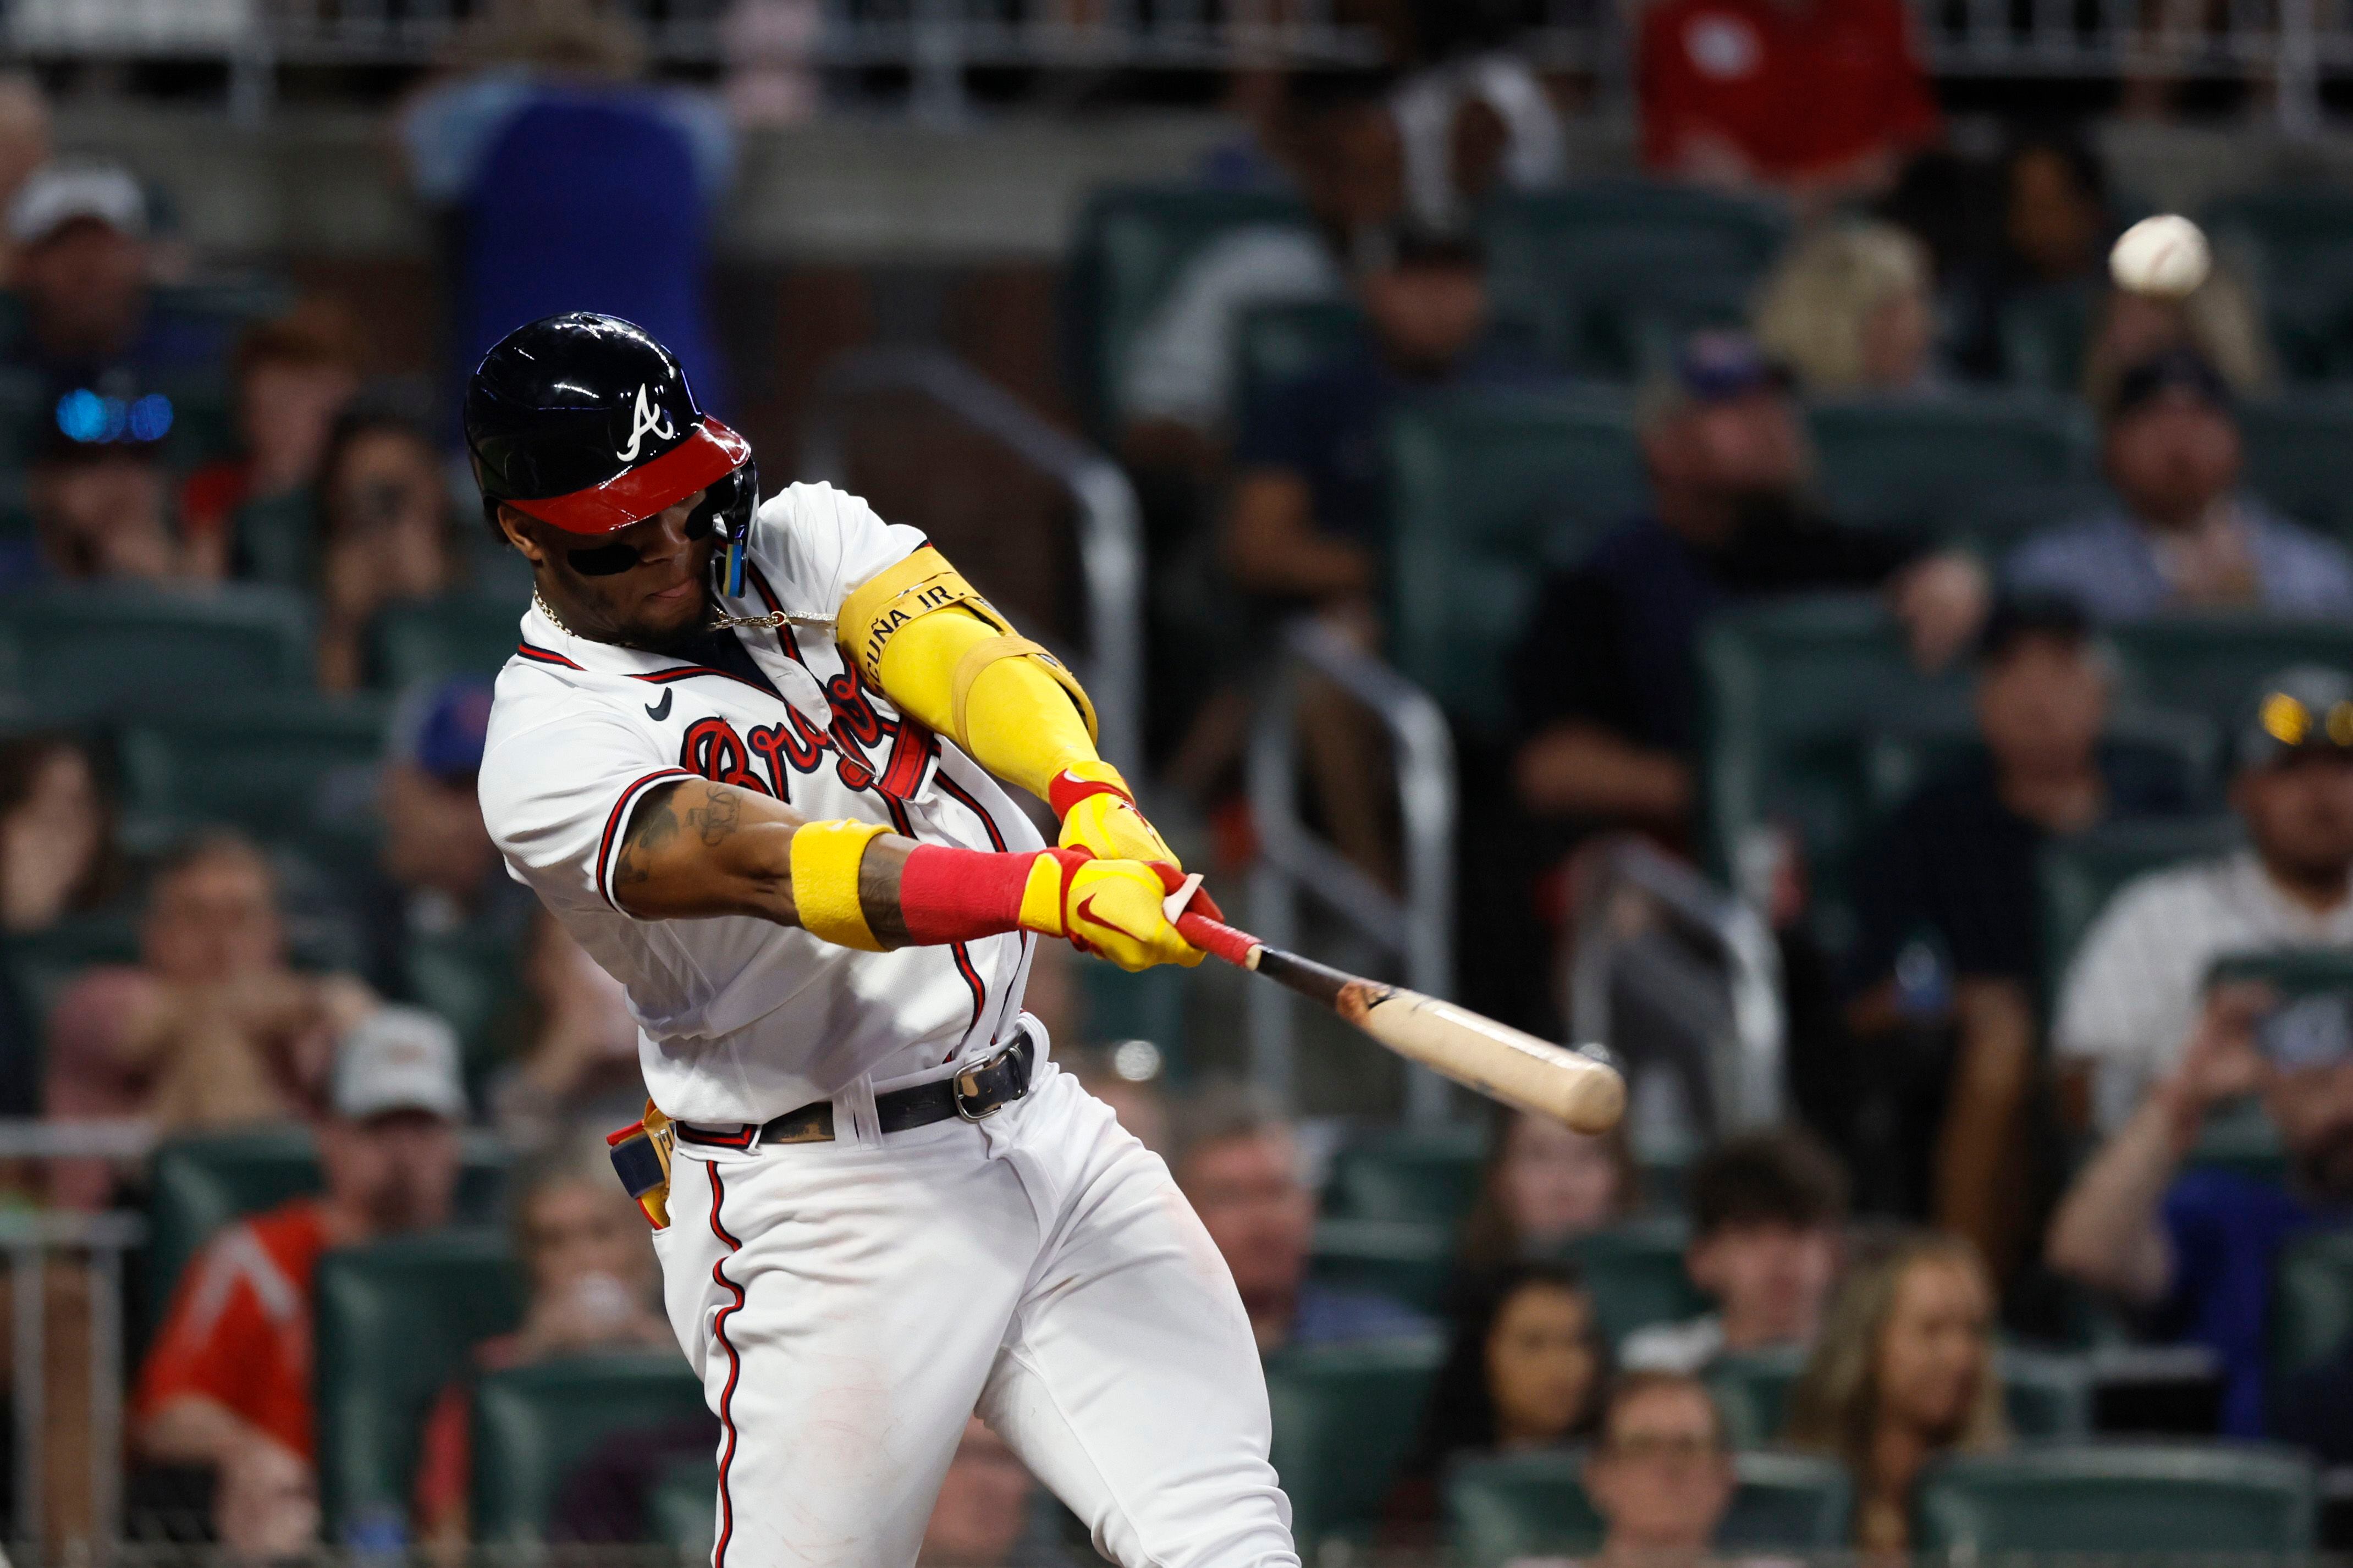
[{"xmin": 1015, "ymin": 849, "xmax": 1213, "ymax": 971}]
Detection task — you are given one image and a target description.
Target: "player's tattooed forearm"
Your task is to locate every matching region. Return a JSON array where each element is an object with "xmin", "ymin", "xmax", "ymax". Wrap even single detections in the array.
[
  {"xmin": 686, "ymin": 783, "xmax": 742, "ymax": 848},
  {"xmin": 859, "ymin": 851, "xmax": 910, "ymax": 948},
  {"xmin": 616, "ymin": 781, "xmax": 686, "ymax": 888}
]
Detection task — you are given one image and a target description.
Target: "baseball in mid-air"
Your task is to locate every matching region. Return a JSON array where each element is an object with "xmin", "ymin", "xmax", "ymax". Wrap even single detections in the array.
[{"xmin": 2110, "ymin": 214, "xmax": 2212, "ymax": 299}]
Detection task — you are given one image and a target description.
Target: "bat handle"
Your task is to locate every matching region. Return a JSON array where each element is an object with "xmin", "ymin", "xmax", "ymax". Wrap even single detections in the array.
[{"xmin": 1176, "ymin": 910, "xmax": 1261, "ymax": 969}]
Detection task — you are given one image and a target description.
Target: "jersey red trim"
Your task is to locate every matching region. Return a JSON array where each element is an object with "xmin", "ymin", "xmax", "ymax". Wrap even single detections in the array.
[
  {"xmin": 516, "ymin": 641, "xmax": 584, "ymax": 669},
  {"xmin": 707, "ymin": 1166, "xmax": 747, "ymax": 1568},
  {"xmin": 596, "ymin": 768, "xmax": 697, "ymax": 912},
  {"xmin": 502, "ymin": 418, "xmax": 751, "ymax": 537}
]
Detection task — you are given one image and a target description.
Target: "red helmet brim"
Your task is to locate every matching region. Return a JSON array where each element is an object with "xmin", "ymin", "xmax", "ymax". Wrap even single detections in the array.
[{"xmin": 503, "ymin": 418, "xmax": 752, "ymax": 535}]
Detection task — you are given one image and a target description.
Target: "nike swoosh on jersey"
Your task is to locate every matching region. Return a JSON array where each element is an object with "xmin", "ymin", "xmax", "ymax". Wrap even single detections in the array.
[{"xmin": 645, "ymin": 688, "xmax": 674, "ymax": 721}]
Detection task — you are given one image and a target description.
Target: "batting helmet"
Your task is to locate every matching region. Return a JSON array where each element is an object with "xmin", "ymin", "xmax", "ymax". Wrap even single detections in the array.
[{"xmin": 465, "ymin": 312, "xmax": 757, "ymax": 592}]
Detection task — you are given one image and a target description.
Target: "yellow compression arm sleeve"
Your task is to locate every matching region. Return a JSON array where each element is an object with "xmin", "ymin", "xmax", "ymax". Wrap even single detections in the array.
[{"xmin": 840, "ymin": 552, "xmax": 1100, "ymax": 800}]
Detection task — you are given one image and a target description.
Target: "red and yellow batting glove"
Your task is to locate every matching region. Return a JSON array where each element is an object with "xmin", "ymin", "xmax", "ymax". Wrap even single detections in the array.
[
  {"xmin": 1015, "ymin": 849, "xmax": 1211, "ymax": 971},
  {"xmin": 1049, "ymin": 761, "xmax": 1180, "ymax": 870}
]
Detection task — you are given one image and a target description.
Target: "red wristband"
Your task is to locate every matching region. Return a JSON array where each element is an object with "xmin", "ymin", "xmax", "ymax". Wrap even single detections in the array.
[
  {"xmin": 897, "ymin": 846, "xmax": 1086, "ymax": 946},
  {"xmin": 1048, "ymin": 768, "xmax": 1133, "ymax": 820}
]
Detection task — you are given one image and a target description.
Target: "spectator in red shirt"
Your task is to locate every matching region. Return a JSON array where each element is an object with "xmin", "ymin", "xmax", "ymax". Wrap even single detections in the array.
[
  {"xmin": 131, "ymin": 1006, "xmax": 467, "ymax": 1554},
  {"xmin": 1638, "ymin": 0, "xmax": 1941, "ymax": 205}
]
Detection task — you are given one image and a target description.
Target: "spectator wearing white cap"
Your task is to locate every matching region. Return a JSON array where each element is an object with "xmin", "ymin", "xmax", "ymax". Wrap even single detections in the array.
[
  {"xmin": 132, "ymin": 1005, "xmax": 467, "ymax": 1555},
  {"xmin": 3, "ymin": 160, "xmax": 230, "ymax": 387}
]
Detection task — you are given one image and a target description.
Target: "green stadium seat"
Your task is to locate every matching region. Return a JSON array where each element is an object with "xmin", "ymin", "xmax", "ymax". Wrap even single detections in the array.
[
  {"xmin": 114, "ymin": 692, "xmax": 387, "ymax": 847},
  {"xmin": 1710, "ymin": 1348, "xmax": 2091, "ymax": 1445},
  {"xmin": 470, "ymin": 1353, "xmax": 708, "ymax": 1542},
  {"xmin": 1481, "ymin": 184, "xmax": 1788, "ymax": 379},
  {"xmin": 1386, "ymin": 386, "xmax": 1642, "ymax": 733},
  {"xmin": 647, "ymin": 1454, "xmax": 720, "ymax": 1553},
  {"xmin": 1446, "ymin": 1447, "xmax": 1850, "ymax": 1567},
  {"xmin": 0, "ymin": 584, "xmax": 313, "ymax": 712},
  {"xmin": 1309, "ymin": 1219, "xmax": 1453, "ymax": 1315},
  {"xmin": 405, "ymin": 925, "xmax": 529, "ymax": 1083},
  {"xmin": 2272, "ymin": 1226, "xmax": 2353, "ymax": 1379},
  {"xmin": 1264, "ymin": 1337, "xmax": 1445, "ymax": 1548},
  {"xmin": 1709, "ymin": 1346, "xmax": 1806, "ymax": 1446},
  {"xmin": 1805, "ymin": 394, "xmax": 2092, "ymax": 544},
  {"xmin": 315, "ymin": 1229, "xmax": 525, "ymax": 1536},
  {"xmin": 2203, "ymin": 187, "xmax": 2353, "ymax": 382},
  {"xmin": 232, "ymin": 492, "xmax": 320, "ymax": 593},
  {"xmin": 1914, "ymin": 1443, "xmax": 2318, "ymax": 1552},
  {"xmin": 372, "ymin": 593, "xmax": 527, "ymax": 691},
  {"xmin": 1062, "ymin": 185, "xmax": 1313, "ymax": 436},
  {"xmin": 1696, "ymin": 595, "xmax": 1972, "ymax": 941},
  {"xmin": 1233, "ymin": 299, "xmax": 1365, "ymax": 427},
  {"xmin": 1560, "ymin": 1219, "xmax": 1706, "ymax": 1348},
  {"xmin": 2107, "ymin": 615, "xmax": 2353, "ymax": 736},
  {"xmin": 1076, "ymin": 962, "xmax": 1184, "ymax": 1070},
  {"xmin": 144, "ymin": 1129, "xmax": 513, "ymax": 1344},
  {"xmin": 1998, "ymin": 278, "xmax": 2100, "ymax": 393},
  {"xmin": 2038, "ymin": 816, "xmax": 2246, "ymax": 987},
  {"xmin": 2238, "ymin": 392, "xmax": 2353, "ymax": 539},
  {"xmin": 1323, "ymin": 1123, "xmax": 1488, "ymax": 1228}
]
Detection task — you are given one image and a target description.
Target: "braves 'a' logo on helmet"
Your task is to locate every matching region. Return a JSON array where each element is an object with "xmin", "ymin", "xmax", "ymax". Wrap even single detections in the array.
[{"xmin": 618, "ymin": 383, "xmax": 679, "ymax": 462}]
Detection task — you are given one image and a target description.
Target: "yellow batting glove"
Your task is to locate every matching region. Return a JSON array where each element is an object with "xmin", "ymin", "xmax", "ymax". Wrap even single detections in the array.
[
  {"xmin": 1049, "ymin": 761, "xmax": 1180, "ymax": 870},
  {"xmin": 1016, "ymin": 849, "xmax": 1205, "ymax": 972}
]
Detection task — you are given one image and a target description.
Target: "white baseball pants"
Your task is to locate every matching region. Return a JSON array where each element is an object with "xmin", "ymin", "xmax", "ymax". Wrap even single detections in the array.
[{"xmin": 653, "ymin": 1057, "xmax": 1301, "ymax": 1568}]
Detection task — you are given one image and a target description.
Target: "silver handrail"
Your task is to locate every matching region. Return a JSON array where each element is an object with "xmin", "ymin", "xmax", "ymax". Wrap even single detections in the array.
[
  {"xmin": 0, "ymin": 1208, "xmax": 145, "ymax": 1549},
  {"xmin": 1566, "ymin": 835, "xmax": 1784, "ymax": 1137},
  {"xmin": 798, "ymin": 346, "xmax": 1145, "ymax": 778},
  {"xmin": 1247, "ymin": 618, "xmax": 1457, "ymax": 1125}
]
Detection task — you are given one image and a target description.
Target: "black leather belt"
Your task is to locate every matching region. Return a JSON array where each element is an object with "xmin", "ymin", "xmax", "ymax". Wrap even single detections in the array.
[{"xmin": 675, "ymin": 1031, "xmax": 1035, "ymax": 1149}]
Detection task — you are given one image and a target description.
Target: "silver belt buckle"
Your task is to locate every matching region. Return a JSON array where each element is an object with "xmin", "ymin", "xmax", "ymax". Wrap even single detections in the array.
[{"xmin": 951, "ymin": 1036, "xmax": 1023, "ymax": 1123}]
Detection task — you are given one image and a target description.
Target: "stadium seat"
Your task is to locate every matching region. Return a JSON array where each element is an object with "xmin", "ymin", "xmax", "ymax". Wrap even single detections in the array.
[
  {"xmin": 1696, "ymin": 594, "xmax": 1972, "ymax": 934},
  {"xmin": 1323, "ymin": 1123, "xmax": 1489, "ymax": 1228},
  {"xmin": 647, "ymin": 1454, "xmax": 720, "ymax": 1553},
  {"xmin": 1998, "ymin": 278, "xmax": 2100, "ymax": 393},
  {"xmin": 1446, "ymin": 1447, "xmax": 1850, "ymax": 1567},
  {"xmin": 1076, "ymin": 963, "xmax": 1185, "ymax": 1072},
  {"xmin": 1560, "ymin": 1219, "xmax": 1706, "ymax": 1348},
  {"xmin": 1233, "ymin": 299, "xmax": 1365, "ymax": 428},
  {"xmin": 1386, "ymin": 385, "xmax": 1642, "ymax": 733},
  {"xmin": 315, "ymin": 1229, "xmax": 525, "ymax": 1536},
  {"xmin": 2238, "ymin": 392, "xmax": 2353, "ymax": 540},
  {"xmin": 1711, "ymin": 1348, "xmax": 2092, "ymax": 1445},
  {"xmin": 2106, "ymin": 615, "xmax": 2353, "ymax": 736},
  {"xmin": 232, "ymin": 492, "xmax": 321, "ymax": 592},
  {"xmin": 114, "ymin": 692, "xmax": 388, "ymax": 847},
  {"xmin": 372, "ymin": 593, "xmax": 528, "ymax": 690},
  {"xmin": 1061, "ymin": 185, "xmax": 1313, "ymax": 437},
  {"xmin": 0, "ymin": 584, "xmax": 314, "ymax": 713},
  {"xmin": 1804, "ymin": 394, "xmax": 2092, "ymax": 544},
  {"xmin": 470, "ymin": 1353, "xmax": 708, "ymax": 1542},
  {"xmin": 2203, "ymin": 187, "xmax": 2353, "ymax": 381},
  {"xmin": 1481, "ymin": 183, "xmax": 1788, "ymax": 379},
  {"xmin": 1263, "ymin": 1337, "xmax": 1445, "ymax": 1548},
  {"xmin": 1309, "ymin": 1219, "xmax": 1453, "ymax": 1315},
  {"xmin": 2272, "ymin": 1228, "xmax": 2353, "ymax": 1379},
  {"xmin": 1913, "ymin": 1443, "xmax": 2319, "ymax": 1552},
  {"xmin": 144, "ymin": 1129, "xmax": 512, "ymax": 1344},
  {"xmin": 405, "ymin": 925, "xmax": 529, "ymax": 1082},
  {"xmin": 2038, "ymin": 815, "xmax": 2245, "ymax": 986}
]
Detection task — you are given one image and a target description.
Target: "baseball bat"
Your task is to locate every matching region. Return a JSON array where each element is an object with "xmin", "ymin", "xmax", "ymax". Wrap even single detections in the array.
[{"xmin": 1167, "ymin": 897, "xmax": 1625, "ymax": 1134}]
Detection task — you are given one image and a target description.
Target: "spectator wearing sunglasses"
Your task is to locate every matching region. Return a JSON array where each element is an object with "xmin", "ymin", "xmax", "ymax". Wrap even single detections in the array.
[
  {"xmin": 315, "ymin": 400, "xmax": 459, "ymax": 691},
  {"xmin": 2053, "ymin": 665, "xmax": 2353, "ymax": 1136}
]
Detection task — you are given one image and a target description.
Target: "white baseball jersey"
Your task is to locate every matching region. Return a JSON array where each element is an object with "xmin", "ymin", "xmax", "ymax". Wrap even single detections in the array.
[{"xmin": 478, "ymin": 482, "xmax": 1044, "ymax": 1128}]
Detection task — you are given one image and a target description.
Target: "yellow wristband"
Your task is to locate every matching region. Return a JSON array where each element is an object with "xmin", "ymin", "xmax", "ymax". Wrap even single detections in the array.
[
  {"xmin": 1017, "ymin": 852, "xmax": 1069, "ymax": 937},
  {"xmin": 789, "ymin": 819, "xmax": 893, "ymax": 952}
]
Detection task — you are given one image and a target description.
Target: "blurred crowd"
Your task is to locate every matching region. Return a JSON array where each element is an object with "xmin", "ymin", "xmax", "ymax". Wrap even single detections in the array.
[{"xmin": 0, "ymin": 0, "xmax": 2348, "ymax": 1558}]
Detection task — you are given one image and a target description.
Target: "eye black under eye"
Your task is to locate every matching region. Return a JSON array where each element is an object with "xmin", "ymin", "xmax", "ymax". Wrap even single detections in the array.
[{"xmin": 568, "ymin": 542, "xmax": 641, "ymax": 576}]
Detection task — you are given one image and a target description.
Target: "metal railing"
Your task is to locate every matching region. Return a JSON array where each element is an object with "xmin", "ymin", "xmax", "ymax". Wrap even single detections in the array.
[
  {"xmin": 797, "ymin": 345, "xmax": 1145, "ymax": 779},
  {"xmin": 1246, "ymin": 617, "xmax": 1456, "ymax": 1126},
  {"xmin": 1, "ymin": 1209, "xmax": 144, "ymax": 1550},
  {"xmin": 1565, "ymin": 834, "xmax": 1784, "ymax": 1146}
]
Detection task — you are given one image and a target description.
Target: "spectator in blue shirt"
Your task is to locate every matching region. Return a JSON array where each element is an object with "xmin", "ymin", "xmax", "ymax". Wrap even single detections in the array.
[
  {"xmin": 398, "ymin": 1, "xmax": 735, "ymax": 419},
  {"xmin": 2046, "ymin": 680, "xmax": 2353, "ymax": 1435},
  {"xmin": 2007, "ymin": 347, "xmax": 2353, "ymax": 622},
  {"xmin": 1170, "ymin": 1081, "xmax": 1432, "ymax": 1355}
]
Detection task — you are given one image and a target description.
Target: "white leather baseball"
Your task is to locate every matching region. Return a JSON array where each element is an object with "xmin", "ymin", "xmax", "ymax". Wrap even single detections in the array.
[{"xmin": 2110, "ymin": 214, "xmax": 2212, "ymax": 299}]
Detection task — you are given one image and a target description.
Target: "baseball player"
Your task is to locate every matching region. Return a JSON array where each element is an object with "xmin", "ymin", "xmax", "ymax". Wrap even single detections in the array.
[{"xmin": 470, "ymin": 314, "xmax": 1297, "ymax": 1568}]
